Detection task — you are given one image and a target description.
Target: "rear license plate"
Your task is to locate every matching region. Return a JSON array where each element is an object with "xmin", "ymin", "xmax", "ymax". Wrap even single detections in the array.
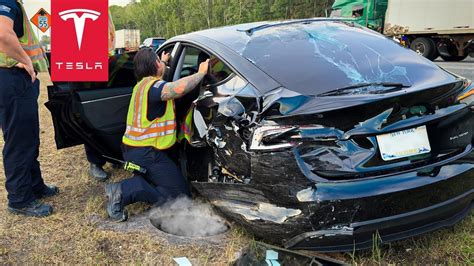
[{"xmin": 377, "ymin": 126, "xmax": 431, "ymax": 161}]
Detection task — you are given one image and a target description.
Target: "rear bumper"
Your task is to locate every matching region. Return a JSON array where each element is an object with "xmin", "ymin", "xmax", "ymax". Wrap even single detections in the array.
[
  {"xmin": 284, "ymin": 189, "xmax": 473, "ymax": 252},
  {"xmin": 195, "ymin": 152, "xmax": 474, "ymax": 252}
]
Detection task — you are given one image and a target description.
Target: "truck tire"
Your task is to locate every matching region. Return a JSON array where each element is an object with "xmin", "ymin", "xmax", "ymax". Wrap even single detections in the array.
[
  {"xmin": 439, "ymin": 41, "xmax": 468, "ymax": 62},
  {"xmin": 410, "ymin": 37, "xmax": 437, "ymax": 61},
  {"xmin": 441, "ymin": 54, "xmax": 468, "ymax": 62}
]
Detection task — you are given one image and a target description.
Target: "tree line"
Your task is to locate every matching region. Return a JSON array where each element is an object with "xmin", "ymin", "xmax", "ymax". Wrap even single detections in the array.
[{"xmin": 110, "ymin": 0, "xmax": 335, "ymax": 40}]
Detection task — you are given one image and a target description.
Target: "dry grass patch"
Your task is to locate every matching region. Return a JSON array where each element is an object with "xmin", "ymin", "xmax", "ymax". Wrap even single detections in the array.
[{"xmin": 0, "ymin": 74, "xmax": 472, "ymax": 264}]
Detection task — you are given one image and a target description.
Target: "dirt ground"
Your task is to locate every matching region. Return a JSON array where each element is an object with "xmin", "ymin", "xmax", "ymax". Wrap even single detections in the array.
[{"xmin": 0, "ymin": 74, "xmax": 472, "ymax": 264}]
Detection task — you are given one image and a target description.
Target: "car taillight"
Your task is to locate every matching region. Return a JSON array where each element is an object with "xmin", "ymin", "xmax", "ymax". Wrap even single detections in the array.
[
  {"xmin": 457, "ymin": 80, "xmax": 474, "ymax": 104},
  {"xmin": 250, "ymin": 126, "xmax": 297, "ymax": 151},
  {"xmin": 249, "ymin": 125, "xmax": 340, "ymax": 151}
]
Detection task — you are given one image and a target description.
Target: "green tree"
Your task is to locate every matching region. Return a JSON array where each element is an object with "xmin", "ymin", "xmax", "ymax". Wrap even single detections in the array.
[{"xmin": 110, "ymin": 0, "xmax": 335, "ymax": 40}]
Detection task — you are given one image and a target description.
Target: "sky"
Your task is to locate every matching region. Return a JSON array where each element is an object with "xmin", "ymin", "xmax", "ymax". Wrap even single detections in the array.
[{"xmin": 23, "ymin": 0, "xmax": 132, "ymax": 37}]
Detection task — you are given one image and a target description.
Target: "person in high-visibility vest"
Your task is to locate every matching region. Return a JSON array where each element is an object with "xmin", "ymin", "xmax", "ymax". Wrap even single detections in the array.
[
  {"xmin": 105, "ymin": 48, "xmax": 209, "ymax": 221},
  {"xmin": 0, "ymin": 0, "xmax": 58, "ymax": 217}
]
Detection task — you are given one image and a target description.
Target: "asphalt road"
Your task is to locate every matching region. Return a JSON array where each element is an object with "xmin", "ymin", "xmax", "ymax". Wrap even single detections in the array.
[{"xmin": 435, "ymin": 57, "xmax": 474, "ymax": 80}]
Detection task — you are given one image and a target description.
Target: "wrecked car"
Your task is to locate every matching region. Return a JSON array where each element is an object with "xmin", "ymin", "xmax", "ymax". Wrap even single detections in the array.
[{"xmin": 46, "ymin": 18, "xmax": 474, "ymax": 252}]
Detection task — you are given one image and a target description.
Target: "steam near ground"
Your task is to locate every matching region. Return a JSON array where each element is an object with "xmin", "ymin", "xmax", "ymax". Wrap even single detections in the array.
[{"xmin": 149, "ymin": 197, "xmax": 229, "ymax": 237}]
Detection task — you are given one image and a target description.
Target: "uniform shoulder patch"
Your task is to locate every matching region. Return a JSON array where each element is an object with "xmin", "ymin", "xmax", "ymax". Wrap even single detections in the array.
[{"xmin": 0, "ymin": 5, "xmax": 11, "ymax": 13}]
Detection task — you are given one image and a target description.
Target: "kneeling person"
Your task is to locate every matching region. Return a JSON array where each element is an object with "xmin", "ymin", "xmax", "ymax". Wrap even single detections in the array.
[{"xmin": 105, "ymin": 48, "xmax": 209, "ymax": 221}]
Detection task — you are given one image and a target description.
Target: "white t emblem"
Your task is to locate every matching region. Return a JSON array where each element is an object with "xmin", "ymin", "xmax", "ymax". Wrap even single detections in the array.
[{"xmin": 59, "ymin": 9, "xmax": 101, "ymax": 50}]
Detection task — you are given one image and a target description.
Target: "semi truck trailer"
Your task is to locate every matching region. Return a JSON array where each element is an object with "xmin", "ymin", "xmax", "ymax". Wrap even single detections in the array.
[
  {"xmin": 330, "ymin": 0, "xmax": 474, "ymax": 61},
  {"xmin": 115, "ymin": 29, "xmax": 141, "ymax": 54}
]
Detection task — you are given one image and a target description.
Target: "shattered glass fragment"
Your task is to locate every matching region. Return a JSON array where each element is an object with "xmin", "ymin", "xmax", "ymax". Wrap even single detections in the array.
[
  {"xmin": 217, "ymin": 97, "xmax": 245, "ymax": 117},
  {"xmin": 216, "ymin": 75, "xmax": 248, "ymax": 96}
]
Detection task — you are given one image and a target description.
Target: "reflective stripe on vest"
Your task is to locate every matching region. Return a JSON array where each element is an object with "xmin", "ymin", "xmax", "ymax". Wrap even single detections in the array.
[
  {"xmin": 0, "ymin": 1, "xmax": 49, "ymax": 72},
  {"xmin": 122, "ymin": 77, "xmax": 177, "ymax": 150}
]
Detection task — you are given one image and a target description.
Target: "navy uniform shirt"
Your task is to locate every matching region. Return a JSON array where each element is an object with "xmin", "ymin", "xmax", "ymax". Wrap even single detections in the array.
[
  {"xmin": 0, "ymin": 0, "xmax": 23, "ymax": 37},
  {"xmin": 147, "ymin": 80, "xmax": 167, "ymax": 121}
]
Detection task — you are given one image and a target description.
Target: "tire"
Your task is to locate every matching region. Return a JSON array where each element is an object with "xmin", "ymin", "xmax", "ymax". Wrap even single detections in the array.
[
  {"xmin": 439, "ymin": 41, "xmax": 468, "ymax": 62},
  {"xmin": 410, "ymin": 37, "xmax": 437, "ymax": 61},
  {"xmin": 430, "ymin": 40, "xmax": 439, "ymax": 60},
  {"xmin": 440, "ymin": 53, "xmax": 468, "ymax": 62}
]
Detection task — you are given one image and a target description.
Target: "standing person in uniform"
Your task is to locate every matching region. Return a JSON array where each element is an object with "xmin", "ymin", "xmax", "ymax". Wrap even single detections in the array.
[
  {"xmin": 85, "ymin": 11, "xmax": 116, "ymax": 182},
  {"xmin": 0, "ymin": 0, "xmax": 58, "ymax": 217},
  {"xmin": 105, "ymin": 48, "xmax": 209, "ymax": 221}
]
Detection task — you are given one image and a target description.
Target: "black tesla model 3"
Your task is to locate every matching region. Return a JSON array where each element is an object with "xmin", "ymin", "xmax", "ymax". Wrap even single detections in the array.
[{"xmin": 46, "ymin": 18, "xmax": 474, "ymax": 252}]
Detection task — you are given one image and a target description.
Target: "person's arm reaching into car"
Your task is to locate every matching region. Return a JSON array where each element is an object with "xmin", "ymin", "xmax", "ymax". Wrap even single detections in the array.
[
  {"xmin": 161, "ymin": 59, "xmax": 209, "ymax": 101},
  {"xmin": 0, "ymin": 16, "xmax": 36, "ymax": 81}
]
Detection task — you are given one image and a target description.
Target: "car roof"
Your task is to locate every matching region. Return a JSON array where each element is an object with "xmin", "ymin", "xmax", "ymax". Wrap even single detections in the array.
[
  {"xmin": 171, "ymin": 18, "xmax": 348, "ymax": 50},
  {"xmin": 167, "ymin": 19, "xmax": 347, "ymax": 94},
  {"xmin": 167, "ymin": 18, "xmax": 456, "ymax": 96}
]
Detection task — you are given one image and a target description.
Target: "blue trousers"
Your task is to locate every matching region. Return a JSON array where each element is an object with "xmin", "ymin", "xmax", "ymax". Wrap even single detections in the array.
[
  {"xmin": 120, "ymin": 146, "xmax": 190, "ymax": 206},
  {"xmin": 0, "ymin": 68, "xmax": 47, "ymax": 208},
  {"xmin": 84, "ymin": 144, "xmax": 106, "ymax": 166}
]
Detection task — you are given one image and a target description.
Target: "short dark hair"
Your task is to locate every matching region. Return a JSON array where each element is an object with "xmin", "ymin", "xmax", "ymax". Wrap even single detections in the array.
[{"xmin": 133, "ymin": 48, "xmax": 159, "ymax": 81}]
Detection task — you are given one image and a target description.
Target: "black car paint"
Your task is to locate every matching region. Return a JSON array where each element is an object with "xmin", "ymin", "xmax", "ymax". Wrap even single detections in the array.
[{"xmin": 46, "ymin": 19, "xmax": 474, "ymax": 252}]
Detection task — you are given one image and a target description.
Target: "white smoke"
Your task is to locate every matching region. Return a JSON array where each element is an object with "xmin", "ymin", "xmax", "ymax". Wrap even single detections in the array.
[{"xmin": 149, "ymin": 197, "xmax": 229, "ymax": 237}]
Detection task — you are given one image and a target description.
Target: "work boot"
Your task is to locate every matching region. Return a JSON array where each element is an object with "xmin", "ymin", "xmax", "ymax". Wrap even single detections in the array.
[
  {"xmin": 105, "ymin": 183, "xmax": 128, "ymax": 222},
  {"xmin": 8, "ymin": 200, "xmax": 53, "ymax": 217},
  {"xmin": 90, "ymin": 163, "xmax": 109, "ymax": 182},
  {"xmin": 35, "ymin": 184, "xmax": 59, "ymax": 199}
]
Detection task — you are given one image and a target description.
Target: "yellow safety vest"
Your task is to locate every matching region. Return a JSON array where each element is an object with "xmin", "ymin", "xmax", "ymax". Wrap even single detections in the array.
[
  {"xmin": 0, "ymin": 0, "xmax": 49, "ymax": 72},
  {"xmin": 178, "ymin": 107, "xmax": 194, "ymax": 144},
  {"xmin": 123, "ymin": 77, "xmax": 177, "ymax": 150}
]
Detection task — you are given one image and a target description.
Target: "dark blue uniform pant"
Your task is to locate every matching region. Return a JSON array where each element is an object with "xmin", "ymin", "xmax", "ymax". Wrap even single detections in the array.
[
  {"xmin": 0, "ymin": 68, "xmax": 47, "ymax": 208},
  {"xmin": 84, "ymin": 144, "xmax": 106, "ymax": 166},
  {"xmin": 120, "ymin": 146, "xmax": 190, "ymax": 206}
]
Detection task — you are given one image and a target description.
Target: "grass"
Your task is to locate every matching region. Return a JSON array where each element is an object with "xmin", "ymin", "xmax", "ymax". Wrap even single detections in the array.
[{"xmin": 0, "ymin": 73, "xmax": 472, "ymax": 264}]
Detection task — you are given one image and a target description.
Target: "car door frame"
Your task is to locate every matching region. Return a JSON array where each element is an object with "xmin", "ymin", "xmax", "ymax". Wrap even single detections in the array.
[{"xmin": 46, "ymin": 49, "xmax": 177, "ymax": 159}]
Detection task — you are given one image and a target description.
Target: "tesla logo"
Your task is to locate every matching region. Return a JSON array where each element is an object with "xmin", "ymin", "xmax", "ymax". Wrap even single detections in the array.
[
  {"xmin": 59, "ymin": 9, "xmax": 101, "ymax": 50},
  {"xmin": 51, "ymin": 0, "xmax": 108, "ymax": 81}
]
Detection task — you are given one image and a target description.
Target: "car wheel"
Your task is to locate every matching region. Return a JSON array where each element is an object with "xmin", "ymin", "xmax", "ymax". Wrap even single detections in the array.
[{"xmin": 410, "ymin": 37, "xmax": 437, "ymax": 60}]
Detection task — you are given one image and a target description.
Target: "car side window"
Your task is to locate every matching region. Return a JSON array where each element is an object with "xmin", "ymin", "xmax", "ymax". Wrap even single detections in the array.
[
  {"xmin": 176, "ymin": 46, "xmax": 233, "ymax": 86},
  {"xmin": 158, "ymin": 44, "xmax": 176, "ymax": 82},
  {"xmin": 178, "ymin": 47, "xmax": 208, "ymax": 78},
  {"xmin": 161, "ymin": 44, "xmax": 174, "ymax": 56},
  {"xmin": 207, "ymin": 55, "xmax": 233, "ymax": 86}
]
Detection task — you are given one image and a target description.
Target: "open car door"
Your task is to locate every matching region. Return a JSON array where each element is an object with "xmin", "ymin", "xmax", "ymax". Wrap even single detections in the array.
[{"xmin": 45, "ymin": 53, "xmax": 137, "ymax": 159}]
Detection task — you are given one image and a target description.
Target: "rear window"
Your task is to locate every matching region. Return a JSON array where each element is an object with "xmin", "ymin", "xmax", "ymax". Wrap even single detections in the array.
[
  {"xmin": 152, "ymin": 39, "xmax": 165, "ymax": 47},
  {"xmin": 233, "ymin": 22, "xmax": 454, "ymax": 95}
]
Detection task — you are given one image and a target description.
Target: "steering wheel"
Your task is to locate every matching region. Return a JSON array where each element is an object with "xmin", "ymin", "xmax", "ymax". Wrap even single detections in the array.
[{"xmin": 181, "ymin": 67, "xmax": 197, "ymax": 77}]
